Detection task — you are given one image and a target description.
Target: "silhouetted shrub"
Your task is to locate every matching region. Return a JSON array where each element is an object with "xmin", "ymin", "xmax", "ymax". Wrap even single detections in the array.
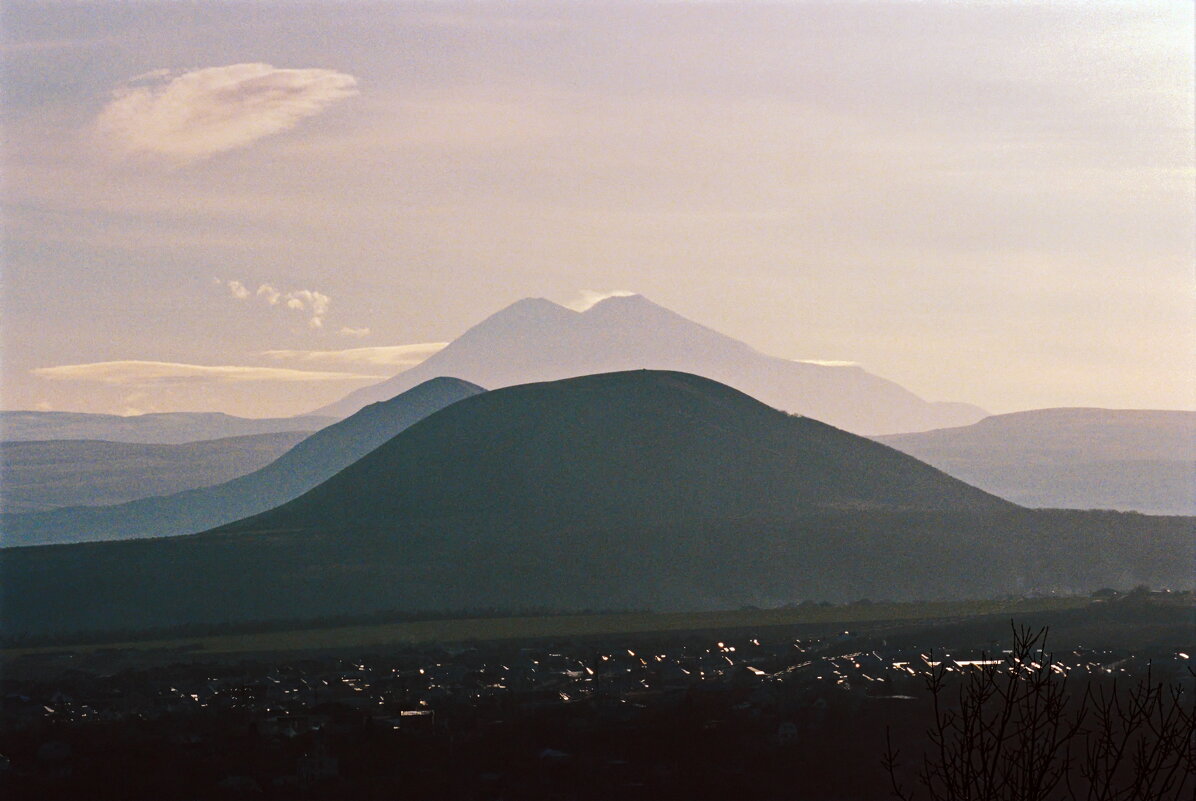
[{"xmin": 883, "ymin": 625, "xmax": 1196, "ymax": 801}]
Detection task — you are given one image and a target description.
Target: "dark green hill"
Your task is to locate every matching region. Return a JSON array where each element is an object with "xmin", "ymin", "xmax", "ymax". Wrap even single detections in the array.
[
  {"xmin": 1, "ymin": 371, "xmax": 1190, "ymax": 638},
  {"xmin": 236, "ymin": 370, "xmax": 1012, "ymax": 536},
  {"xmin": 0, "ymin": 377, "xmax": 484, "ymax": 546}
]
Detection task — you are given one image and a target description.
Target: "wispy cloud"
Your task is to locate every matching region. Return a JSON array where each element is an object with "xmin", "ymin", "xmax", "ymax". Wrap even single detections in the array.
[
  {"xmin": 284, "ymin": 289, "xmax": 331, "ymax": 328},
  {"xmin": 217, "ymin": 279, "xmax": 335, "ymax": 328},
  {"xmin": 262, "ymin": 342, "xmax": 448, "ymax": 369},
  {"xmin": 32, "ymin": 360, "xmax": 385, "ymax": 387},
  {"xmin": 225, "ymin": 279, "xmax": 251, "ymax": 300},
  {"xmin": 95, "ymin": 63, "xmax": 358, "ymax": 164},
  {"xmin": 565, "ymin": 289, "xmax": 637, "ymax": 312},
  {"xmin": 794, "ymin": 359, "xmax": 859, "ymax": 367},
  {"xmin": 338, "ymin": 326, "xmax": 370, "ymax": 338},
  {"xmin": 257, "ymin": 283, "xmax": 282, "ymax": 305}
]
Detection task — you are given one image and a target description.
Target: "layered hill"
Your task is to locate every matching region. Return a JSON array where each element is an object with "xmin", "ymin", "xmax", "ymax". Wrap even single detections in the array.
[
  {"xmin": 0, "ymin": 377, "xmax": 484, "ymax": 547},
  {"xmin": 3, "ymin": 371, "xmax": 1189, "ymax": 638},
  {"xmin": 312, "ymin": 295, "xmax": 985, "ymax": 435},
  {"xmin": 268, "ymin": 370, "xmax": 1011, "ymax": 534},
  {"xmin": 876, "ymin": 409, "xmax": 1196, "ymax": 515},
  {"xmin": 0, "ymin": 410, "xmax": 336, "ymax": 444},
  {"xmin": 0, "ymin": 432, "xmax": 310, "ymax": 513}
]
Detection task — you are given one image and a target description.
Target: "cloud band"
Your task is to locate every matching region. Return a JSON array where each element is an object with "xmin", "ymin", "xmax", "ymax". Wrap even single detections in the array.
[{"xmin": 32, "ymin": 360, "xmax": 385, "ymax": 387}]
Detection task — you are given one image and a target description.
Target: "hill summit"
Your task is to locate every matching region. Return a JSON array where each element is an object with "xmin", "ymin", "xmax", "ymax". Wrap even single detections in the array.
[{"xmin": 246, "ymin": 370, "xmax": 1011, "ymax": 536}]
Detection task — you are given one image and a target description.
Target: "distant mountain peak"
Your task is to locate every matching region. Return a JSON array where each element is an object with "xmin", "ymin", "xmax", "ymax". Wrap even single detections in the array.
[
  {"xmin": 492, "ymin": 296, "xmax": 573, "ymax": 320},
  {"xmin": 579, "ymin": 293, "xmax": 670, "ymax": 318},
  {"xmin": 455, "ymin": 297, "xmax": 577, "ymax": 341},
  {"xmin": 581, "ymin": 292, "xmax": 649, "ymax": 309},
  {"xmin": 508, "ymin": 296, "xmax": 568, "ymax": 311},
  {"xmin": 309, "ymin": 294, "xmax": 989, "ymax": 434}
]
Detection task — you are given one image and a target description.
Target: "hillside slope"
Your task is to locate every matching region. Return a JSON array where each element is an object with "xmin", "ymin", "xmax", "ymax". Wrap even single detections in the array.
[
  {"xmin": 0, "ymin": 377, "xmax": 484, "ymax": 546},
  {"xmin": 0, "ymin": 432, "xmax": 311, "ymax": 513}
]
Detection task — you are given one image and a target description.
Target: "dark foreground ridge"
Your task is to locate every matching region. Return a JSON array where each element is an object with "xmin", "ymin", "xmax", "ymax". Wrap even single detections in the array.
[{"xmin": 1, "ymin": 370, "xmax": 1191, "ymax": 636}]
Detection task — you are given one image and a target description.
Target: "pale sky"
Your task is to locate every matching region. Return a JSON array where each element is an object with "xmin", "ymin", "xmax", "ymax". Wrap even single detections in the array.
[{"xmin": 3, "ymin": 0, "xmax": 1193, "ymax": 418}]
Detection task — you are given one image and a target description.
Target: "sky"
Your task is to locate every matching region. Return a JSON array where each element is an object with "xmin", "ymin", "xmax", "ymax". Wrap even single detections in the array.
[{"xmin": 2, "ymin": 0, "xmax": 1193, "ymax": 418}]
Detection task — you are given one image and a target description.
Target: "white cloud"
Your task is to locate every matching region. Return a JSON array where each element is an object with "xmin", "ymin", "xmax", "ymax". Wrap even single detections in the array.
[
  {"xmin": 95, "ymin": 63, "xmax": 358, "ymax": 164},
  {"xmin": 217, "ymin": 280, "xmax": 334, "ymax": 328},
  {"xmin": 565, "ymin": 289, "xmax": 637, "ymax": 311},
  {"xmin": 32, "ymin": 360, "xmax": 385, "ymax": 387},
  {"xmin": 226, "ymin": 279, "xmax": 251, "ymax": 300},
  {"xmin": 285, "ymin": 289, "xmax": 331, "ymax": 328},
  {"xmin": 256, "ymin": 283, "xmax": 281, "ymax": 305},
  {"xmin": 338, "ymin": 326, "xmax": 370, "ymax": 338},
  {"xmin": 262, "ymin": 342, "xmax": 448, "ymax": 369}
]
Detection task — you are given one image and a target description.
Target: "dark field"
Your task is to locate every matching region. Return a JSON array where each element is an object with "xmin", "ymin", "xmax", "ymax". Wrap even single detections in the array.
[
  {"xmin": 2, "ymin": 596, "xmax": 1090, "ymax": 663},
  {"xmin": 2, "ymin": 594, "xmax": 1192, "ymax": 800}
]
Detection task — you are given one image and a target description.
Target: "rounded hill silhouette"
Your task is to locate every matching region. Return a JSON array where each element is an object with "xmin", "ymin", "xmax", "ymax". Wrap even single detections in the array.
[{"xmin": 239, "ymin": 370, "xmax": 1012, "ymax": 535}]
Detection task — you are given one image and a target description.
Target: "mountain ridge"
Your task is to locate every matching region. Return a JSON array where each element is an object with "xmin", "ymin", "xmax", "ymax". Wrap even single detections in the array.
[
  {"xmin": 310, "ymin": 295, "xmax": 986, "ymax": 435},
  {"xmin": 876, "ymin": 408, "xmax": 1196, "ymax": 514},
  {"xmin": 0, "ymin": 377, "xmax": 484, "ymax": 546},
  {"xmin": 0, "ymin": 410, "xmax": 337, "ymax": 444},
  {"xmin": 0, "ymin": 431, "xmax": 311, "ymax": 513},
  {"xmin": 2, "ymin": 370, "xmax": 1189, "ymax": 637}
]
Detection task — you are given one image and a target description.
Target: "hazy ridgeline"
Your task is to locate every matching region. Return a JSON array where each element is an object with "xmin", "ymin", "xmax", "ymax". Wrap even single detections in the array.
[
  {"xmin": 877, "ymin": 408, "xmax": 1196, "ymax": 516},
  {"xmin": 0, "ymin": 410, "xmax": 336, "ymax": 444},
  {"xmin": 0, "ymin": 432, "xmax": 310, "ymax": 513},
  {"xmin": 0, "ymin": 377, "xmax": 483, "ymax": 547},
  {"xmin": 2, "ymin": 371, "xmax": 1190, "ymax": 638}
]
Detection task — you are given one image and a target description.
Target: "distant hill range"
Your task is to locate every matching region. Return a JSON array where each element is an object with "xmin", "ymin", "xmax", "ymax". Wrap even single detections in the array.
[
  {"xmin": 0, "ymin": 432, "xmax": 310, "ymax": 514},
  {"xmin": 0, "ymin": 410, "xmax": 336, "ymax": 444},
  {"xmin": 876, "ymin": 409, "xmax": 1196, "ymax": 515},
  {"xmin": 0, "ymin": 377, "xmax": 483, "ymax": 547},
  {"xmin": 3, "ymin": 371, "xmax": 1188, "ymax": 638},
  {"xmin": 312, "ymin": 295, "xmax": 986, "ymax": 435}
]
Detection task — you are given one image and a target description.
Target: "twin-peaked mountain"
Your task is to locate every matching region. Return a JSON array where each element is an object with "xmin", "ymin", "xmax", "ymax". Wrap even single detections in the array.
[
  {"xmin": 0, "ymin": 377, "xmax": 483, "ymax": 547},
  {"xmin": 3, "ymin": 371, "xmax": 1188, "ymax": 637},
  {"xmin": 312, "ymin": 295, "xmax": 985, "ymax": 435}
]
